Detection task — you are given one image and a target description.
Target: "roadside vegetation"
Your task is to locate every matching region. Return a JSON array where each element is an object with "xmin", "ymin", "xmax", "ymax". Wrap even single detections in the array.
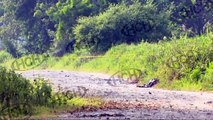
[
  {"xmin": 0, "ymin": 67, "xmax": 101, "ymax": 119},
  {"xmin": 1, "ymin": 33, "xmax": 213, "ymax": 91},
  {"xmin": 0, "ymin": 51, "xmax": 11, "ymax": 63},
  {"xmin": 0, "ymin": 0, "xmax": 212, "ymax": 118}
]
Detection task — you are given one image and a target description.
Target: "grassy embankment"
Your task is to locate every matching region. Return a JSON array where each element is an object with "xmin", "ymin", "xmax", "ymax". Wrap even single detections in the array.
[{"xmin": 1, "ymin": 33, "xmax": 213, "ymax": 91}]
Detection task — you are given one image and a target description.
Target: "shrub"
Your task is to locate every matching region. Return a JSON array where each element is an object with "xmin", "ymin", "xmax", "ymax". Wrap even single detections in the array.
[
  {"xmin": 0, "ymin": 67, "xmax": 35, "ymax": 118},
  {"xmin": 0, "ymin": 51, "xmax": 12, "ymax": 64},
  {"xmin": 68, "ymin": 34, "xmax": 213, "ymax": 90},
  {"xmin": 74, "ymin": 0, "xmax": 174, "ymax": 54},
  {"xmin": 0, "ymin": 67, "xmax": 75, "ymax": 119}
]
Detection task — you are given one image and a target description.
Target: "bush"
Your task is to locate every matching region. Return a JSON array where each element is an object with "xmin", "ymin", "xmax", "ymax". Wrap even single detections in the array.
[
  {"xmin": 0, "ymin": 67, "xmax": 75, "ymax": 119},
  {"xmin": 74, "ymin": 0, "xmax": 174, "ymax": 53},
  {"xmin": 67, "ymin": 34, "xmax": 213, "ymax": 90},
  {"xmin": 0, "ymin": 67, "xmax": 35, "ymax": 118},
  {"xmin": 0, "ymin": 51, "xmax": 12, "ymax": 64}
]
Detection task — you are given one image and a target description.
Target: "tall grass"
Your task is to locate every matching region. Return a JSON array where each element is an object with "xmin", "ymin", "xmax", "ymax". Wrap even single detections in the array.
[
  {"xmin": 2, "ymin": 33, "xmax": 213, "ymax": 91},
  {"xmin": 0, "ymin": 51, "xmax": 12, "ymax": 64}
]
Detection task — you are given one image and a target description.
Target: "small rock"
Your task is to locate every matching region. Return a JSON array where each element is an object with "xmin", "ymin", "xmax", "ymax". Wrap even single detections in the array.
[
  {"xmin": 207, "ymin": 113, "xmax": 211, "ymax": 115},
  {"xmin": 99, "ymin": 113, "xmax": 112, "ymax": 117},
  {"xmin": 125, "ymin": 118, "xmax": 130, "ymax": 120},
  {"xmin": 82, "ymin": 114, "xmax": 97, "ymax": 117},
  {"xmin": 205, "ymin": 101, "xmax": 213, "ymax": 104},
  {"xmin": 144, "ymin": 114, "xmax": 151, "ymax": 116},
  {"xmin": 115, "ymin": 113, "xmax": 125, "ymax": 117},
  {"xmin": 65, "ymin": 75, "xmax": 70, "ymax": 77},
  {"xmin": 149, "ymin": 91, "xmax": 152, "ymax": 94}
]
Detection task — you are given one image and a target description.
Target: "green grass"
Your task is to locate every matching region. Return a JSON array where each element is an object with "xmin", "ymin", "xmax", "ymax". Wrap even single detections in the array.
[
  {"xmin": 2, "ymin": 97, "xmax": 102, "ymax": 119},
  {"xmin": 0, "ymin": 50, "xmax": 12, "ymax": 64},
  {"xmin": 0, "ymin": 66, "xmax": 102, "ymax": 119},
  {"xmin": 2, "ymin": 33, "xmax": 213, "ymax": 91},
  {"xmin": 31, "ymin": 97, "xmax": 102, "ymax": 119}
]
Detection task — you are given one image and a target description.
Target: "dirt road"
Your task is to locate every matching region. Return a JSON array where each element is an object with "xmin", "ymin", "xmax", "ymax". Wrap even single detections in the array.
[{"xmin": 19, "ymin": 70, "xmax": 213, "ymax": 119}]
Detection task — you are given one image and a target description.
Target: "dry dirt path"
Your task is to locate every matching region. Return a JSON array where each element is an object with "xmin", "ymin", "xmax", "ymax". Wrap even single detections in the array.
[{"xmin": 18, "ymin": 70, "xmax": 213, "ymax": 119}]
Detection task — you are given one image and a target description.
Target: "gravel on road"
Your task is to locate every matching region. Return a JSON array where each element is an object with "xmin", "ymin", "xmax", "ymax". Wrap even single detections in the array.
[{"xmin": 18, "ymin": 70, "xmax": 213, "ymax": 119}]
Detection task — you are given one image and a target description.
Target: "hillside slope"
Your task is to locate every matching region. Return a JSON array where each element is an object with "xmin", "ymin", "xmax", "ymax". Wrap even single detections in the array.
[{"xmin": 2, "ymin": 34, "xmax": 213, "ymax": 91}]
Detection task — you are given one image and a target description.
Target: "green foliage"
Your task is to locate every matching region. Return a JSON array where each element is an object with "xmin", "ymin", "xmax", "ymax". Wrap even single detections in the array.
[
  {"xmin": 1, "ymin": 0, "xmax": 212, "ymax": 56},
  {"xmin": 0, "ymin": 0, "xmax": 54, "ymax": 55},
  {"xmin": 170, "ymin": 0, "xmax": 213, "ymax": 35},
  {"xmin": 47, "ymin": 0, "xmax": 94, "ymax": 39},
  {"xmin": 74, "ymin": 1, "xmax": 174, "ymax": 53},
  {"xmin": 0, "ymin": 51, "xmax": 12, "ymax": 64},
  {"xmin": 190, "ymin": 68, "xmax": 202, "ymax": 81},
  {"xmin": 0, "ymin": 67, "xmax": 79, "ymax": 118},
  {"xmin": 45, "ymin": 0, "xmax": 109, "ymax": 55},
  {"xmin": 31, "ymin": 34, "xmax": 213, "ymax": 91},
  {"xmin": 0, "ymin": 0, "xmax": 24, "ymax": 57},
  {"xmin": 1, "ymin": 0, "xmax": 213, "ymax": 93},
  {"xmin": 0, "ymin": 8, "xmax": 3, "ymax": 17}
]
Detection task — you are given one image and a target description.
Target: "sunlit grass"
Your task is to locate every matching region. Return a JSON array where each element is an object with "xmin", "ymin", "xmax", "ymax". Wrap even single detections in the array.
[
  {"xmin": 31, "ymin": 97, "xmax": 102, "ymax": 119},
  {"xmin": 2, "ymin": 33, "xmax": 213, "ymax": 91}
]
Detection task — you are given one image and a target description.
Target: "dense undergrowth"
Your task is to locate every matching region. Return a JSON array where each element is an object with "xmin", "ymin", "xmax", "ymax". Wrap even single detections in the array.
[
  {"xmin": 0, "ymin": 67, "xmax": 101, "ymax": 119},
  {"xmin": 1, "ymin": 33, "xmax": 213, "ymax": 91},
  {"xmin": 0, "ymin": 51, "xmax": 12, "ymax": 64}
]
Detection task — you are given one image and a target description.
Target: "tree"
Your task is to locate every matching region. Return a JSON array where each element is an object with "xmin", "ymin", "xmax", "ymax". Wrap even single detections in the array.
[
  {"xmin": 0, "ymin": 0, "xmax": 24, "ymax": 57},
  {"xmin": 45, "ymin": 0, "xmax": 110, "ymax": 56},
  {"xmin": 171, "ymin": 0, "xmax": 213, "ymax": 35},
  {"xmin": 15, "ymin": 0, "xmax": 54, "ymax": 54},
  {"xmin": 73, "ymin": 1, "xmax": 174, "ymax": 53},
  {"xmin": 0, "ymin": 0, "xmax": 56, "ymax": 56}
]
